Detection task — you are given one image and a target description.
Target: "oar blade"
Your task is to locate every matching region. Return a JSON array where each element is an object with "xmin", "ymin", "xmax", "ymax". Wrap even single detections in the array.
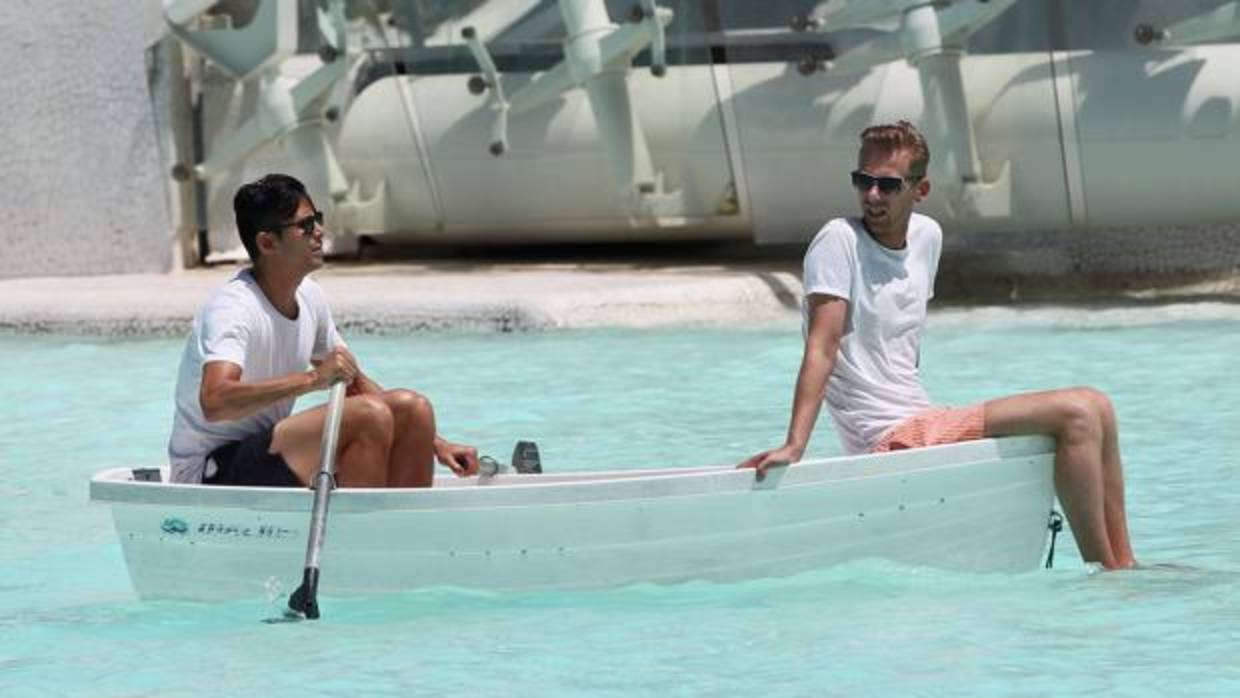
[{"xmin": 287, "ymin": 568, "xmax": 321, "ymax": 620}]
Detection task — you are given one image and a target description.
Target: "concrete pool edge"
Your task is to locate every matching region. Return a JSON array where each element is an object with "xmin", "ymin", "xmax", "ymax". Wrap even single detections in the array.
[
  {"xmin": 0, "ymin": 264, "xmax": 804, "ymax": 336},
  {"xmin": 5, "ymin": 261, "xmax": 1240, "ymax": 337}
]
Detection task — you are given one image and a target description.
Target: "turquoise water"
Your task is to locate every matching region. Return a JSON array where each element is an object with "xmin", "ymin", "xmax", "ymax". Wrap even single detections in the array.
[{"xmin": 2, "ymin": 306, "xmax": 1239, "ymax": 696}]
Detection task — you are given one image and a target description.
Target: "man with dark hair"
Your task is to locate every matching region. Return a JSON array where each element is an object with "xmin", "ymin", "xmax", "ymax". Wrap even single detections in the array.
[
  {"xmin": 168, "ymin": 173, "xmax": 478, "ymax": 488},
  {"xmin": 740, "ymin": 121, "xmax": 1136, "ymax": 570}
]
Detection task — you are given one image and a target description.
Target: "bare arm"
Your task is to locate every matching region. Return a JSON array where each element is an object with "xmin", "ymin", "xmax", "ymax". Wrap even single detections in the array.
[
  {"xmin": 782, "ymin": 294, "xmax": 847, "ymax": 456},
  {"xmin": 739, "ymin": 294, "xmax": 847, "ymax": 476},
  {"xmin": 346, "ymin": 367, "xmax": 384, "ymax": 397},
  {"xmin": 199, "ymin": 348, "xmax": 359, "ymax": 422}
]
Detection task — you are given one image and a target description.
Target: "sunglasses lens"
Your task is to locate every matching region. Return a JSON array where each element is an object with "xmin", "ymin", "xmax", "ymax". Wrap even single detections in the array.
[
  {"xmin": 876, "ymin": 177, "xmax": 902, "ymax": 194},
  {"xmin": 299, "ymin": 212, "xmax": 323, "ymax": 235},
  {"xmin": 851, "ymin": 171, "xmax": 904, "ymax": 194}
]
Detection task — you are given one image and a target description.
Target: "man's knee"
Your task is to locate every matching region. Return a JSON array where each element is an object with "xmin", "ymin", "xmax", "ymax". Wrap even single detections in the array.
[
  {"xmin": 345, "ymin": 394, "xmax": 395, "ymax": 441},
  {"xmin": 1078, "ymin": 386, "xmax": 1115, "ymax": 421},
  {"xmin": 385, "ymin": 389, "xmax": 434, "ymax": 426},
  {"xmin": 1055, "ymin": 388, "xmax": 1104, "ymax": 442}
]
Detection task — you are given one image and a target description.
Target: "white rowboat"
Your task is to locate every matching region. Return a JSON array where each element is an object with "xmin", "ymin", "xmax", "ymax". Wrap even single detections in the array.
[{"xmin": 90, "ymin": 436, "xmax": 1058, "ymax": 602}]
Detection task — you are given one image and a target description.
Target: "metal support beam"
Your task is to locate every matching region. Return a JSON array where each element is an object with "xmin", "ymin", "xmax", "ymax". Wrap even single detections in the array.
[
  {"xmin": 164, "ymin": 0, "xmax": 379, "ymax": 256},
  {"xmin": 464, "ymin": 0, "xmax": 682, "ymax": 218}
]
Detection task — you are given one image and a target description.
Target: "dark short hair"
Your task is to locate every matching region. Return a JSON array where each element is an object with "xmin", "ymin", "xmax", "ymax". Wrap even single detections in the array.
[
  {"xmin": 859, "ymin": 120, "xmax": 931, "ymax": 180},
  {"xmin": 233, "ymin": 174, "xmax": 311, "ymax": 262}
]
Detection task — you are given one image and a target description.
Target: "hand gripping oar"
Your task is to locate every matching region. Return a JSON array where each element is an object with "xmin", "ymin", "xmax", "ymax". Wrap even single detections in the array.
[{"xmin": 286, "ymin": 381, "xmax": 347, "ymax": 621}]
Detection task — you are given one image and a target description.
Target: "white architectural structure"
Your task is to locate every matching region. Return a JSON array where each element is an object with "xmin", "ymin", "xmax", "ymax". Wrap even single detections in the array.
[{"xmin": 5, "ymin": 1, "xmax": 1240, "ymax": 282}]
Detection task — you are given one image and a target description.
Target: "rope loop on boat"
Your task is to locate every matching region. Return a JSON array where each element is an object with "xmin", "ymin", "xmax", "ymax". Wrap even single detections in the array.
[{"xmin": 1045, "ymin": 510, "xmax": 1065, "ymax": 569}]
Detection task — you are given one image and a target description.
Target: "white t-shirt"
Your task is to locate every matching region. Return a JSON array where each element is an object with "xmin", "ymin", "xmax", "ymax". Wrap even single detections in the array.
[
  {"xmin": 167, "ymin": 269, "xmax": 341, "ymax": 483},
  {"xmin": 802, "ymin": 213, "xmax": 943, "ymax": 454}
]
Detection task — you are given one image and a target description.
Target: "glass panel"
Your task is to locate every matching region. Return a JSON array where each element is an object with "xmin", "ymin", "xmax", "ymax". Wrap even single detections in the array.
[{"xmin": 1054, "ymin": 0, "xmax": 1240, "ymax": 50}]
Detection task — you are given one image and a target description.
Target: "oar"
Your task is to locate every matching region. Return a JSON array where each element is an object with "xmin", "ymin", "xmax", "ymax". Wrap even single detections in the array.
[{"xmin": 286, "ymin": 380, "xmax": 347, "ymax": 621}]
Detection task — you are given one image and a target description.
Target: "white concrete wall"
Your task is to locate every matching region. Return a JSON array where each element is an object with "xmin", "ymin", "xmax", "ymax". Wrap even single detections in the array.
[{"xmin": 0, "ymin": 1, "xmax": 173, "ymax": 279}]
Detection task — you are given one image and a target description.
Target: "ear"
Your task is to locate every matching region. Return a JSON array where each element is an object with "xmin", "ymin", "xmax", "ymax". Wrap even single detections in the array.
[
  {"xmin": 913, "ymin": 177, "xmax": 931, "ymax": 202},
  {"xmin": 256, "ymin": 230, "xmax": 279, "ymax": 256}
]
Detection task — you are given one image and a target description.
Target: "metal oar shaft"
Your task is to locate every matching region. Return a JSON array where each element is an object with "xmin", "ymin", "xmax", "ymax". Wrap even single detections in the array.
[{"xmin": 289, "ymin": 381, "xmax": 347, "ymax": 620}]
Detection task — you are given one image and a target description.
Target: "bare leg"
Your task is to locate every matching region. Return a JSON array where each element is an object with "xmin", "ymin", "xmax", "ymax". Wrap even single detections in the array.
[
  {"xmin": 272, "ymin": 394, "xmax": 395, "ymax": 487},
  {"xmin": 1089, "ymin": 390, "xmax": 1136, "ymax": 567},
  {"xmin": 377, "ymin": 389, "xmax": 438, "ymax": 488},
  {"xmin": 984, "ymin": 387, "xmax": 1135, "ymax": 569}
]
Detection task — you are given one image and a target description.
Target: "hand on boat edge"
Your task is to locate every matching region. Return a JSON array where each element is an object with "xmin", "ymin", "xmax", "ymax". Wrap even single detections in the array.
[
  {"xmin": 435, "ymin": 439, "xmax": 480, "ymax": 477},
  {"xmin": 736, "ymin": 445, "xmax": 802, "ymax": 482}
]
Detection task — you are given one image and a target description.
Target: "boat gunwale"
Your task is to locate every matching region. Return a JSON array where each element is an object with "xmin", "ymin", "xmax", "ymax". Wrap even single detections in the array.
[{"xmin": 89, "ymin": 435, "xmax": 1055, "ymax": 513}]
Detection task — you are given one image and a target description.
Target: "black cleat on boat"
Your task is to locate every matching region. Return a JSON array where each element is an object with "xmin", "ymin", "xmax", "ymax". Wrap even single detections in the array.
[{"xmin": 511, "ymin": 441, "xmax": 542, "ymax": 474}]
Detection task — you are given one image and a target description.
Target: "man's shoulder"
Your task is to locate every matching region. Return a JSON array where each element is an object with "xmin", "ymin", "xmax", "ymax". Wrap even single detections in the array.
[
  {"xmin": 202, "ymin": 270, "xmax": 260, "ymax": 309},
  {"xmin": 808, "ymin": 217, "xmax": 860, "ymax": 249},
  {"xmin": 196, "ymin": 270, "xmax": 265, "ymax": 330},
  {"xmin": 820, "ymin": 216, "xmax": 860, "ymax": 236},
  {"xmin": 909, "ymin": 212, "xmax": 943, "ymax": 239}
]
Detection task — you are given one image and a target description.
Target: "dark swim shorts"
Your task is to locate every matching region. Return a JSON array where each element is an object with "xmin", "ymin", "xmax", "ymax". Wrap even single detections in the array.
[{"xmin": 203, "ymin": 428, "xmax": 303, "ymax": 487}]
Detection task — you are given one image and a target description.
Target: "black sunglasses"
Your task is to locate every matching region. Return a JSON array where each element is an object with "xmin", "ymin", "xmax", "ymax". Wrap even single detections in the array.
[
  {"xmin": 279, "ymin": 210, "xmax": 324, "ymax": 236},
  {"xmin": 850, "ymin": 170, "xmax": 918, "ymax": 195}
]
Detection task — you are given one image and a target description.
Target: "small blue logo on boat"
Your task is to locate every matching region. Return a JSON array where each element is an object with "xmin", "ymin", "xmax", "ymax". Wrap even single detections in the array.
[{"xmin": 161, "ymin": 517, "xmax": 189, "ymax": 535}]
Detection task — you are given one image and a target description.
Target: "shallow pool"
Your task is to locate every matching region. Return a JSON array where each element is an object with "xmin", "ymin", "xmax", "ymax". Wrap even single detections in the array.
[{"xmin": 2, "ymin": 305, "xmax": 1238, "ymax": 696}]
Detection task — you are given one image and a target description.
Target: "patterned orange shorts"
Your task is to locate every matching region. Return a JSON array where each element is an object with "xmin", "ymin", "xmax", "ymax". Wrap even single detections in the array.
[{"xmin": 870, "ymin": 404, "xmax": 986, "ymax": 453}]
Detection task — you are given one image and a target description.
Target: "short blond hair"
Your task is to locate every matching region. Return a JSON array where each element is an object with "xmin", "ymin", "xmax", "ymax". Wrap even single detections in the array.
[{"xmin": 859, "ymin": 120, "xmax": 930, "ymax": 179}]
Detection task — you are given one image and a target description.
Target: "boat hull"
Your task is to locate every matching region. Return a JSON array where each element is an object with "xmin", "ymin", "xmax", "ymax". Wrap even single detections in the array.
[{"xmin": 90, "ymin": 437, "xmax": 1057, "ymax": 601}]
